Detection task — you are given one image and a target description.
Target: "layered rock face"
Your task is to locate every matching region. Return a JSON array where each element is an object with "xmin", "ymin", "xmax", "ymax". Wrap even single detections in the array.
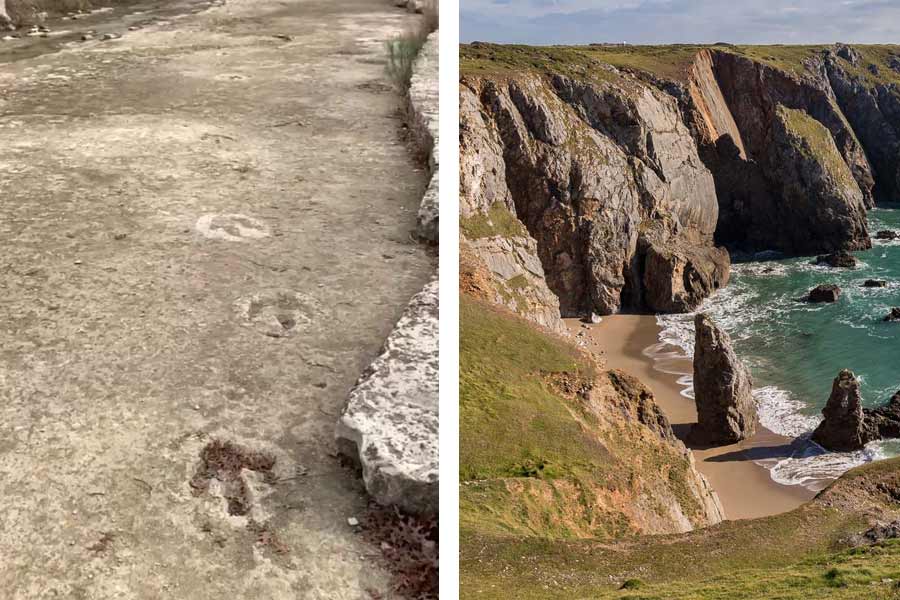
[
  {"xmin": 459, "ymin": 43, "xmax": 898, "ymax": 323},
  {"xmin": 460, "ymin": 70, "xmax": 729, "ymax": 318},
  {"xmin": 812, "ymin": 370, "xmax": 900, "ymax": 451},
  {"xmin": 824, "ymin": 46, "xmax": 900, "ymax": 205},
  {"xmin": 684, "ymin": 50, "xmax": 873, "ymax": 254},
  {"xmin": 690, "ymin": 313, "xmax": 757, "ymax": 445}
]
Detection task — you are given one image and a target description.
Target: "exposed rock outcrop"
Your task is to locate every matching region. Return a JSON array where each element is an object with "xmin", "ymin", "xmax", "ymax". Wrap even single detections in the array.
[
  {"xmin": 876, "ymin": 230, "xmax": 899, "ymax": 240},
  {"xmin": 812, "ymin": 370, "xmax": 874, "ymax": 451},
  {"xmin": 690, "ymin": 313, "xmax": 757, "ymax": 445},
  {"xmin": 817, "ymin": 250, "xmax": 858, "ymax": 268},
  {"xmin": 763, "ymin": 106, "xmax": 870, "ymax": 254},
  {"xmin": 808, "ymin": 284, "xmax": 841, "ymax": 303},
  {"xmin": 459, "ymin": 69, "xmax": 729, "ymax": 317},
  {"xmin": 459, "ymin": 85, "xmax": 566, "ymax": 332},
  {"xmin": 336, "ymin": 279, "xmax": 438, "ymax": 515},
  {"xmin": 864, "ymin": 279, "xmax": 888, "ymax": 288},
  {"xmin": 812, "ymin": 371, "xmax": 900, "ymax": 451},
  {"xmin": 409, "ymin": 31, "xmax": 439, "ymax": 242},
  {"xmin": 683, "ymin": 50, "xmax": 873, "ymax": 254},
  {"xmin": 824, "ymin": 50, "xmax": 900, "ymax": 205}
]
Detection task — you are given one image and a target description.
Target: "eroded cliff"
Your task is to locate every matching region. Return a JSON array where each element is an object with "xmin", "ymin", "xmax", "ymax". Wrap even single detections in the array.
[
  {"xmin": 460, "ymin": 62, "xmax": 730, "ymax": 319},
  {"xmin": 461, "ymin": 44, "xmax": 899, "ymax": 323}
]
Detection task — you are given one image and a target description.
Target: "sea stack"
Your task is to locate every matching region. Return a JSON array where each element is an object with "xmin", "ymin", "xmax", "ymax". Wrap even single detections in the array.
[
  {"xmin": 690, "ymin": 313, "xmax": 757, "ymax": 445},
  {"xmin": 812, "ymin": 370, "xmax": 877, "ymax": 451}
]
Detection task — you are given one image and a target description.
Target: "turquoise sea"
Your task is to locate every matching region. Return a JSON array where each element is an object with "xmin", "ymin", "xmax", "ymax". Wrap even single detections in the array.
[{"xmin": 656, "ymin": 207, "xmax": 900, "ymax": 490}]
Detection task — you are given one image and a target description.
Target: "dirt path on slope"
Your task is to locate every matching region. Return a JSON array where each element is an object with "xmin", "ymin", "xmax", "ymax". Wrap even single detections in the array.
[{"xmin": 0, "ymin": 1, "xmax": 435, "ymax": 597}]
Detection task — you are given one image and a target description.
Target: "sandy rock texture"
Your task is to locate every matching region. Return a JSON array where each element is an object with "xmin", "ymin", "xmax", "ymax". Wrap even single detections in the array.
[{"xmin": 0, "ymin": 0, "xmax": 434, "ymax": 597}]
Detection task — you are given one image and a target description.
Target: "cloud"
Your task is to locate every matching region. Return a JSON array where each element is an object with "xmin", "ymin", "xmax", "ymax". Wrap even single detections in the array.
[{"xmin": 461, "ymin": 0, "xmax": 900, "ymax": 44}]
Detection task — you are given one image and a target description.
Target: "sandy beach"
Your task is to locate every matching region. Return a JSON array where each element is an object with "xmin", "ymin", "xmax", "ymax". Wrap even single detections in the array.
[{"xmin": 566, "ymin": 315, "xmax": 815, "ymax": 520}]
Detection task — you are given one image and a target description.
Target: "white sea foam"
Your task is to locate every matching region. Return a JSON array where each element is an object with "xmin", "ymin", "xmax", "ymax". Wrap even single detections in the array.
[
  {"xmin": 754, "ymin": 385, "xmax": 819, "ymax": 438},
  {"xmin": 766, "ymin": 439, "xmax": 886, "ymax": 490}
]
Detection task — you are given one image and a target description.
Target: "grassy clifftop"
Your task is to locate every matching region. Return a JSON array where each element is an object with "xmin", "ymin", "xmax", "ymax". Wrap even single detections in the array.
[{"xmin": 460, "ymin": 43, "xmax": 900, "ymax": 87}]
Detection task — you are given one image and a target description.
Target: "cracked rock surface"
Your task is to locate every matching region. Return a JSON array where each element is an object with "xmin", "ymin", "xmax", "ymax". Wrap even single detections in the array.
[
  {"xmin": 336, "ymin": 279, "xmax": 439, "ymax": 516},
  {"xmin": 0, "ymin": 0, "xmax": 434, "ymax": 597}
]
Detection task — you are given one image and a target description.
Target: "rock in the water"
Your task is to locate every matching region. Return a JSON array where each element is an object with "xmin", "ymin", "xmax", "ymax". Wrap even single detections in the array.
[
  {"xmin": 690, "ymin": 313, "xmax": 757, "ymax": 445},
  {"xmin": 812, "ymin": 370, "xmax": 878, "ymax": 451},
  {"xmin": 876, "ymin": 230, "xmax": 899, "ymax": 240},
  {"xmin": 816, "ymin": 251, "xmax": 858, "ymax": 268},
  {"xmin": 864, "ymin": 279, "xmax": 888, "ymax": 288},
  {"xmin": 335, "ymin": 279, "xmax": 438, "ymax": 515},
  {"xmin": 870, "ymin": 392, "xmax": 900, "ymax": 438},
  {"xmin": 885, "ymin": 308, "xmax": 900, "ymax": 322},
  {"xmin": 808, "ymin": 284, "xmax": 841, "ymax": 303}
]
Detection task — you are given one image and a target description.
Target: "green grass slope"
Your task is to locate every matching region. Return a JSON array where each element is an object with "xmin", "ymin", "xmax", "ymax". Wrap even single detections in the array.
[
  {"xmin": 462, "ymin": 447, "xmax": 900, "ymax": 599},
  {"xmin": 460, "ymin": 296, "xmax": 721, "ymax": 541},
  {"xmin": 460, "ymin": 296, "xmax": 900, "ymax": 599}
]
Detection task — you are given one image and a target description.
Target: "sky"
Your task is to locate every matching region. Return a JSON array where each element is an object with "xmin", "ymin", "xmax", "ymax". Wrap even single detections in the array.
[{"xmin": 460, "ymin": 0, "xmax": 900, "ymax": 45}]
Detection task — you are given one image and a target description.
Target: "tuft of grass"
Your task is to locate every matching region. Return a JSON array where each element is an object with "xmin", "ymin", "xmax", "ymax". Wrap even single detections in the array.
[
  {"xmin": 459, "ymin": 202, "xmax": 528, "ymax": 240},
  {"xmin": 385, "ymin": 0, "xmax": 438, "ymax": 89},
  {"xmin": 619, "ymin": 579, "xmax": 643, "ymax": 590}
]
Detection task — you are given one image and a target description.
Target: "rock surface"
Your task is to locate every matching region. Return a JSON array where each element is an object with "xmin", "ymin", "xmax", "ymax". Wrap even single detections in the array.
[
  {"xmin": 690, "ymin": 313, "xmax": 757, "ymax": 445},
  {"xmin": 808, "ymin": 284, "xmax": 841, "ymax": 303},
  {"xmin": 336, "ymin": 279, "xmax": 439, "ymax": 515},
  {"xmin": 812, "ymin": 370, "xmax": 875, "ymax": 451},
  {"xmin": 409, "ymin": 30, "xmax": 439, "ymax": 242},
  {"xmin": 685, "ymin": 50, "xmax": 873, "ymax": 254},
  {"xmin": 864, "ymin": 279, "xmax": 888, "ymax": 288},
  {"xmin": 885, "ymin": 308, "xmax": 900, "ymax": 322},
  {"xmin": 817, "ymin": 250, "xmax": 858, "ymax": 268},
  {"xmin": 459, "ymin": 70, "xmax": 729, "ymax": 317},
  {"xmin": 813, "ymin": 371, "xmax": 900, "ymax": 451},
  {"xmin": 0, "ymin": 1, "xmax": 436, "ymax": 596},
  {"xmin": 876, "ymin": 230, "xmax": 899, "ymax": 240}
]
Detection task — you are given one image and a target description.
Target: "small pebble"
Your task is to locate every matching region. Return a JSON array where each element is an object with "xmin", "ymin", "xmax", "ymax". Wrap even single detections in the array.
[{"xmin": 347, "ymin": 517, "xmax": 359, "ymax": 527}]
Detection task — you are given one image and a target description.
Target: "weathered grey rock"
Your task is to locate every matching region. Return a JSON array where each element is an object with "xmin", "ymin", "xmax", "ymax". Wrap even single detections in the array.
[
  {"xmin": 409, "ymin": 31, "xmax": 438, "ymax": 242},
  {"xmin": 870, "ymin": 391, "xmax": 900, "ymax": 438},
  {"xmin": 460, "ymin": 70, "xmax": 729, "ymax": 317},
  {"xmin": 336, "ymin": 279, "xmax": 438, "ymax": 515},
  {"xmin": 864, "ymin": 521, "xmax": 900, "ymax": 544},
  {"xmin": 817, "ymin": 250, "xmax": 858, "ymax": 268},
  {"xmin": 812, "ymin": 370, "xmax": 879, "ymax": 451},
  {"xmin": 690, "ymin": 313, "xmax": 757, "ymax": 445},
  {"xmin": 464, "ymin": 236, "xmax": 566, "ymax": 334},
  {"xmin": 808, "ymin": 284, "xmax": 841, "ymax": 303},
  {"xmin": 689, "ymin": 49, "xmax": 875, "ymax": 253}
]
